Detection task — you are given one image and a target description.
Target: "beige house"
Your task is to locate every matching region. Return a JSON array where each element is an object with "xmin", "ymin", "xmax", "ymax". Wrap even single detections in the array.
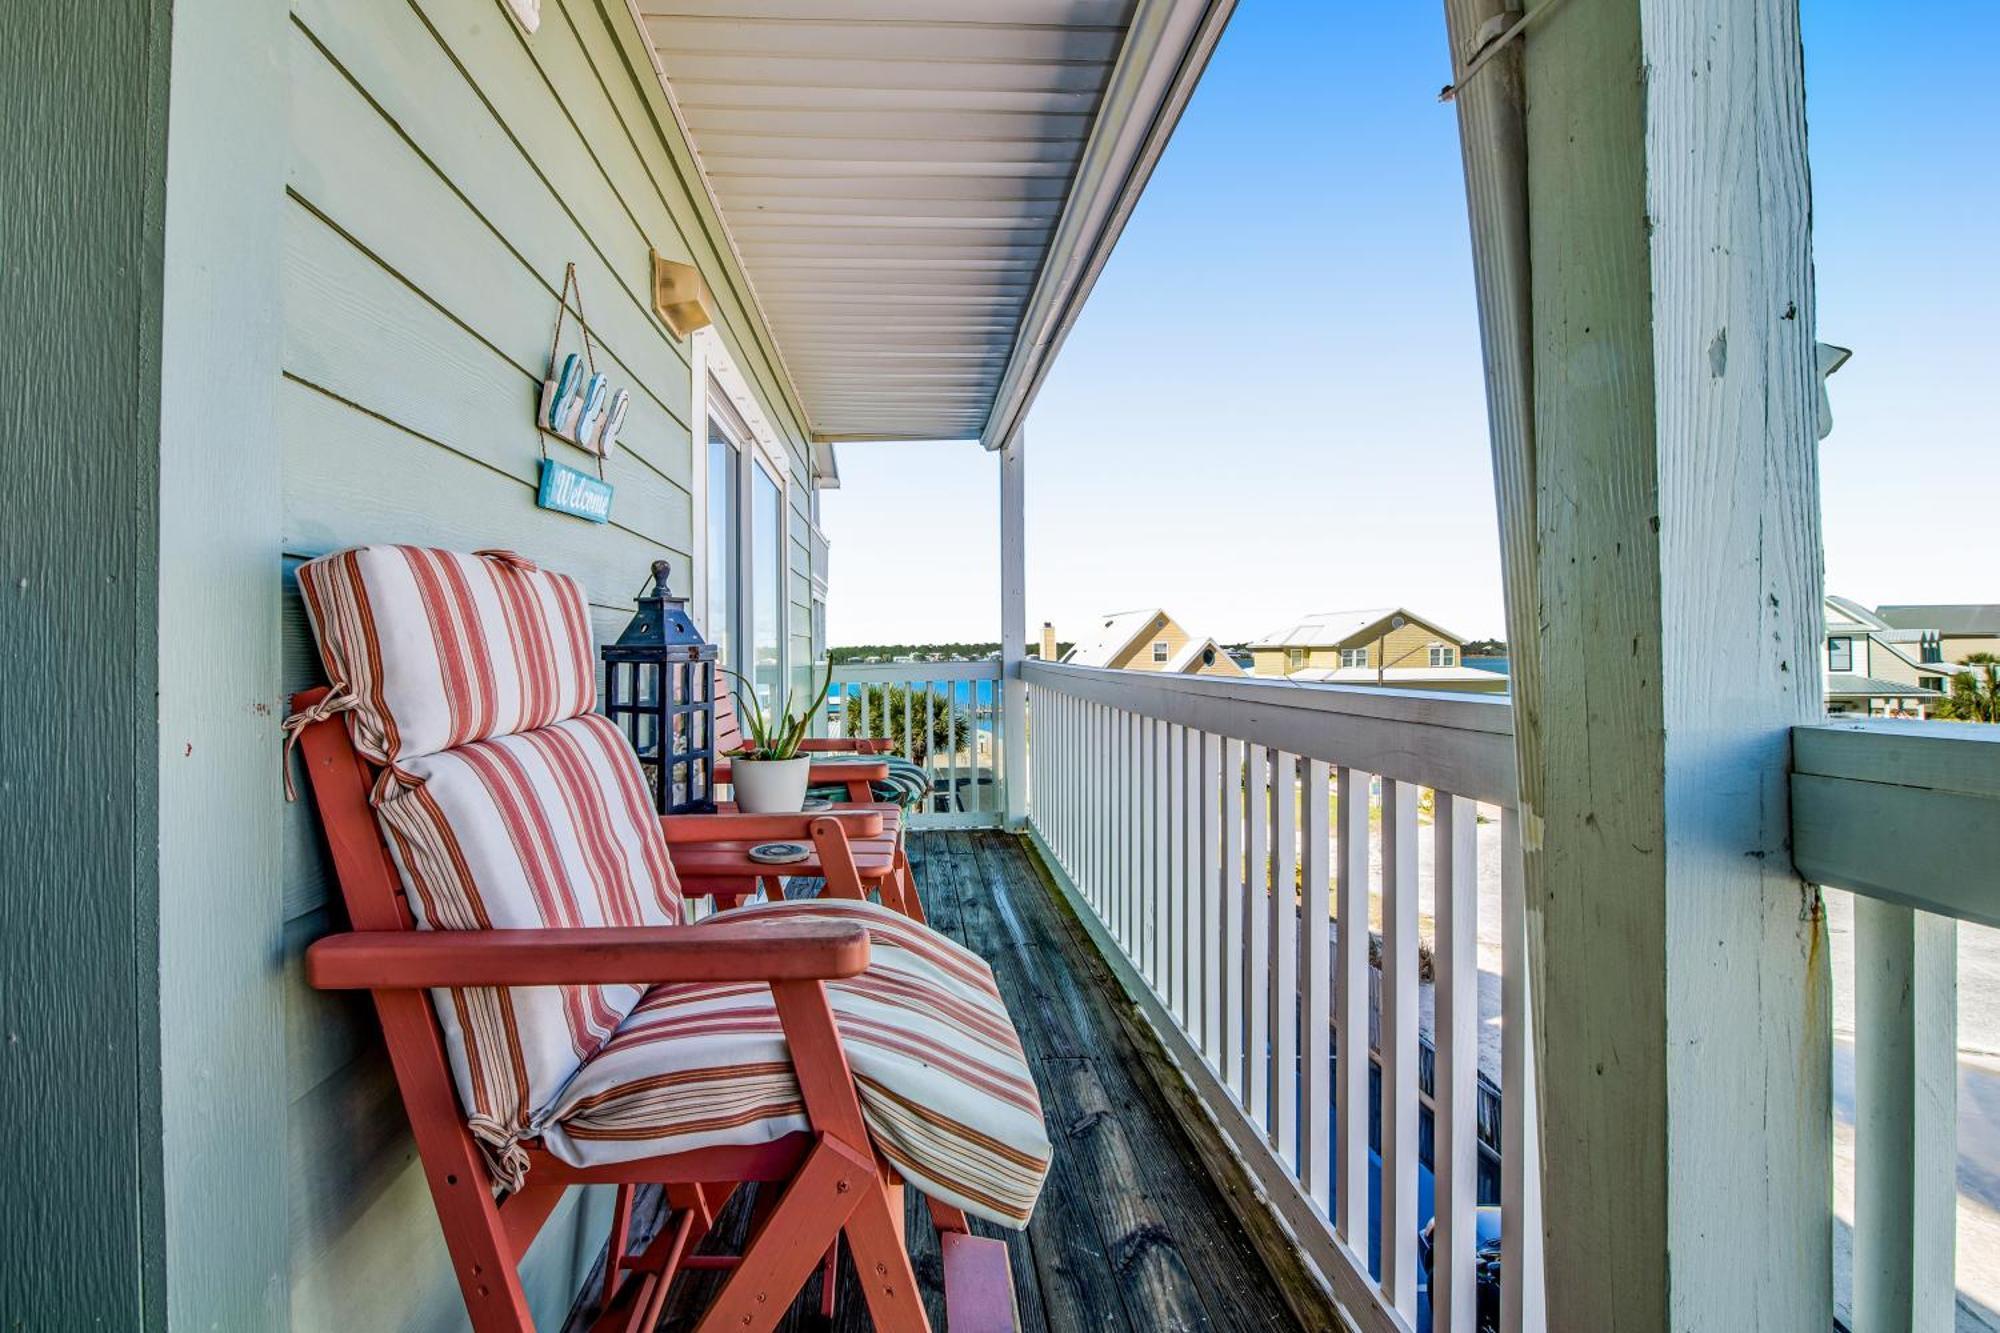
[
  {"xmin": 1875, "ymin": 603, "xmax": 2000, "ymax": 663},
  {"xmin": 1823, "ymin": 594, "xmax": 1948, "ymax": 717},
  {"xmin": 1054, "ymin": 609, "xmax": 1244, "ymax": 676},
  {"xmin": 1247, "ymin": 607, "xmax": 1508, "ymax": 692}
]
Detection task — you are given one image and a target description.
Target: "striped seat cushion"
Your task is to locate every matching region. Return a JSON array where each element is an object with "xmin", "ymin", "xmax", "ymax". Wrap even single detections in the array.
[
  {"xmin": 543, "ymin": 898, "xmax": 1051, "ymax": 1230},
  {"xmin": 298, "ymin": 545, "xmax": 597, "ymax": 764},
  {"xmin": 374, "ymin": 712, "xmax": 684, "ymax": 1181}
]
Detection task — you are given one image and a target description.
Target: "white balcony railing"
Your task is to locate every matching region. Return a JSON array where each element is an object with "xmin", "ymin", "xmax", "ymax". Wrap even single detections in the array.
[
  {"xmin": 1022, "ymin": 660, "xmax": 1546, "ymax": 1333},
  {"xmin": 1793, "ymin": 719, "xmax": 2000, "ymax": 1331},
  {"xmin": 826, "ymin": 660, "xmax": 1008, "ymax": 829}
]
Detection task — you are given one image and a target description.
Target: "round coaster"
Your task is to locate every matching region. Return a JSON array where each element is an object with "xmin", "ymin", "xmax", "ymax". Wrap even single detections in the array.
[
  {"xmin": 747, "ymin": 841, "xmax": 811, "ymax": 865},
  {"xmin": 801, "ymin": 797, "xmax": 833, "ymax": 812}
]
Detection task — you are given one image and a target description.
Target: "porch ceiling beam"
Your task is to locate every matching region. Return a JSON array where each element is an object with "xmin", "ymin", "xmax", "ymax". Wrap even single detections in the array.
[{"xmin": 1446, "ymin": 0, "xmax": 1832, "ymax": 1326}]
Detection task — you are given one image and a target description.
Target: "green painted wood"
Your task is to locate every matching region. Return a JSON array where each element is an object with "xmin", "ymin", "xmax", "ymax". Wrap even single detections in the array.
[
  {"xmin": 284, "ymin": 25, "xmax": 696, "ymax": 486},
  {"xmin": 292, "ymin": 0, "xmax": 698, "ymax": 436},
  {"xmin": 0, "ymin": 4, "xmax": 172, "ymax": 1325},
  {"xmin": 280, "ymin": 201, "xmax": 691, "ymax": 547}
]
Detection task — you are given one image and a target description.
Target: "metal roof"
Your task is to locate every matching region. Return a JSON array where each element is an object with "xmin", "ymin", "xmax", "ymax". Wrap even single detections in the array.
[
  {"xmin": 1877, "ymin": 604, "xmax": 2000, "ymax": 636},
  {"xmin": 630, "ymin": 0, "xmax": 1234, "ymax": 446},
  {"xmin": 1824, "ymin": 673, "xmax": 1943, "ymax": 700}
]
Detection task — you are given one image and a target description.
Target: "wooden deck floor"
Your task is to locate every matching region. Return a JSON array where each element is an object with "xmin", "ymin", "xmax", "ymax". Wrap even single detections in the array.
[{"xmin": 571, "ymin": 830, "xmax": 1322, "ymax": 1332}]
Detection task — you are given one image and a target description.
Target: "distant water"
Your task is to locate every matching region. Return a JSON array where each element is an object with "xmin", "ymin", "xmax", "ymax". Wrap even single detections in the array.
[{"xmin": 1463, "ymin": 656, "xmax": 1509, "ymax": 676}]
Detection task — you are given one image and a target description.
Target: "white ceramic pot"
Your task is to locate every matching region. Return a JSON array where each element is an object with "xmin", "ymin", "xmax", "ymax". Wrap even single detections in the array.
[{"xmin": 730, "ymin": 755, "xmax": 811, "ymax": 813}]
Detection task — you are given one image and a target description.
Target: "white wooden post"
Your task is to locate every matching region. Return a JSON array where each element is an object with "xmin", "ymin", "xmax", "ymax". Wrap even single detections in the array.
[
  {"xmin": 999, "ymin": 427, "xmax": 1028, "ymax": 826},
  {"xmin": 1442, "ymin": 0, "xmax": 1833, "ymax": 1324}
]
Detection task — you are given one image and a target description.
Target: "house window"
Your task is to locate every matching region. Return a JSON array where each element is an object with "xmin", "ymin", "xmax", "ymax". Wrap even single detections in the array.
[
  {"xmin": 1429, "ymin": 645, "xmax": 1456, "ymax": 667},
  {"xmin": 1922, "ymin": 632, "xmax": 1942, "ymax": 664},
  {"xmin": 1152, "ymin": 640, "xmax": 1170, "ymax": 663},
  {"xmin": 1340, "ymin": 648, "xmax": 1366, "ymax": 669},
  {"xmin": 1920, "ymin": 675, "xmax": 1944, "ymax": 691},
  {"xmin": 706, "ymin": 373, "xmax": 786, "ymax": 712},
  {"xmin": 1827, "ymin": 636, "xmax": 1853, "ymax": 673},
  {"xmin": 1287, "ymin": 647, "xmax": 1306, "ymax": 670}
]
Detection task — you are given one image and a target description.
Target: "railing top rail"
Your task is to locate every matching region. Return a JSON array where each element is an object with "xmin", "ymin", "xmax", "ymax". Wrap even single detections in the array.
[
  {"xmin": 1024, "ymin": 659, "xmax": 1518, "ymax": 805},
  {"xmin": 831, "ymin": 660, "xmax": 1002, "ymax": 683},
  {"xmin": 1791, "ymin": 719, "xmax": 2000, "ymax": 925}
]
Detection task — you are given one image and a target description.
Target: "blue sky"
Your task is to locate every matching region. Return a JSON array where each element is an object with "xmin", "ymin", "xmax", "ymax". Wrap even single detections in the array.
[{"xmin": 822, "ymin": 1, "xmax": 1999, "ymax": 647}]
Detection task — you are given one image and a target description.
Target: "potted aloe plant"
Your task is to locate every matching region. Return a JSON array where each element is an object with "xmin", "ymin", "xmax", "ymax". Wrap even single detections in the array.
[{"xmin": 724, "ymin": 659, "xmax": 834, "ymax": 813}]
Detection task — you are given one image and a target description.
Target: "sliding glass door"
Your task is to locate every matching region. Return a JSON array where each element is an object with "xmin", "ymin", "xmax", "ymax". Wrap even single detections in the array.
[{"xmin": 706, "ymin": 385, "xmax": 786, "ymax": 721}]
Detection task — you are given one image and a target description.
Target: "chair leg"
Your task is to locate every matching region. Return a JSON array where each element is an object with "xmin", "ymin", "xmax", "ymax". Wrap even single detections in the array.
[
  {"xmin": 695, "ymin": 1137, "xmax": 870, "ymax": 1333},
  {"xmin": 842, "ymin": 1172, "xmax": 931, "ymax": 1332},
  {"xmin": 894, "ymin": 844, "xmax": 927, "ymax": 924}
]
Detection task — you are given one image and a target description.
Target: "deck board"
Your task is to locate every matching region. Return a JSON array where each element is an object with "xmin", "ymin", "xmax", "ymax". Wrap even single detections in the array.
[{"xmin": 569, "ymin": 831, "xmax": 1315, "ymax": 1332}]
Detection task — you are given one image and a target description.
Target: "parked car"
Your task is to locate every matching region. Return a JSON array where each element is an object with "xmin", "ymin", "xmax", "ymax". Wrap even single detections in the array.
[{"xmin": 1418, "ymin": 1207, "xmax": 1502, "ymax": 1333}]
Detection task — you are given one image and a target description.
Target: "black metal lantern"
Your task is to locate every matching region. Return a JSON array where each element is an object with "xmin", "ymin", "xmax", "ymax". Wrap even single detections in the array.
[{"xmin": 602, "ymin": 561, "xmax": 717, "ymax": 814}]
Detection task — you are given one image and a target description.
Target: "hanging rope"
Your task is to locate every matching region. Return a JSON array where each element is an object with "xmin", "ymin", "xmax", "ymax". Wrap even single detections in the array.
[{"xmin": 537, "ymin": 262, "xmax": 609, "ymax": 479}]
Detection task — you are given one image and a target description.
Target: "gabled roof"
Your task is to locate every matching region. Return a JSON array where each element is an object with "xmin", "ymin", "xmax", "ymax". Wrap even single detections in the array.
[
  {"xmin": 1877, "ymin": 604, "xmax": 2000, "ymax": 636},
  {"xmin": 1063, "ymin": 608, "xmax": 1165, "ymax": 668},
  {"xmin": 1164, "ymin": 636, "xmax": 1224, "ymax": 672},
  {"xmin": 1824, "ymin": 594, "xmax": 1890, "ymax": 632},
  {"xmin": 1247, "ymin": 608, "xmax": 1463, "ymax": 650}
]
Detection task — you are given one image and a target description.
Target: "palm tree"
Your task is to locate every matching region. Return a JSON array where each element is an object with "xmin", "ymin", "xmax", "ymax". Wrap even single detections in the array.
[
  {"xmin": 1935, "ymin": 653, "xmax": 2000, "ymax": 723},
  {"xmin": 842, "ymin": 685, "xmax": 973, "ymax": 763}
]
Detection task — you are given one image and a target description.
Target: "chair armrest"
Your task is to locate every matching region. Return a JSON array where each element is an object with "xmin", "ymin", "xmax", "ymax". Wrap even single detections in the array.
[
  {"xmin": 306, "ymin": 920, "xmax": 870, "ymax": 990},
  {"xmin": 796, "ymin": 738, "xmax": 895, "ymax": 755},
  {"xmin": 661, "ymin": 811, "xmax": 884, "ymax": 842}
]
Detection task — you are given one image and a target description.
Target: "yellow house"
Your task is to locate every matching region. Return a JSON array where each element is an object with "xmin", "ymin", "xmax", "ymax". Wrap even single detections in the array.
[
  {"xmin": 1247, "ymin": 607, "xmax": 1508, "ymax": 692},
  {"xmin": 1057, "ymin": 609, "xmax": 1245, "ymax": 676}
]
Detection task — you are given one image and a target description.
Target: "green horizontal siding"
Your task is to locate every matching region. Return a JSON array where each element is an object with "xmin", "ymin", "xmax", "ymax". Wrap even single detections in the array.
[{"xmin": 277, "ymin": 0, "xmax": 813, "ymax": 1325}]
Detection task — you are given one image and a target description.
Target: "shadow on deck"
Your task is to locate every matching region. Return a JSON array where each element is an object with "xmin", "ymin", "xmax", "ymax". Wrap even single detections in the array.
[{"xmin": 567, "ymin": 830, "xmax": 1327, "ymax": 1332}]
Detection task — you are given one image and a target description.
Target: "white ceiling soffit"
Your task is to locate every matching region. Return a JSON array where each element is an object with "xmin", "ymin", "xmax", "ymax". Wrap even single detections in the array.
[{"xmin": 631, "ymin": 0, "xmax": 1236, "ymax": 448}]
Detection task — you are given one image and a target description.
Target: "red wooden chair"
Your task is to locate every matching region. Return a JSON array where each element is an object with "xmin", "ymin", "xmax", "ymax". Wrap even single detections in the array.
[
  {"xmin": 292, "ymin": 688, "xmax": 1019, "ymax": 1332},
  {"xmin": 712, "ymin": 666, "xmax": 923, "ymax": 920}
]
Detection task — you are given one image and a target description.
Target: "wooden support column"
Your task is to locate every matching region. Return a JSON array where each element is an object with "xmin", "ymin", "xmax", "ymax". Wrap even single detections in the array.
[
  {"xmin": 1000, "ymin": 428, "xmax": 1029, "ymax": 826},
  {"xmin": 1444, "ymin": 0, "xmax": 1833, "ymax": 1326}
]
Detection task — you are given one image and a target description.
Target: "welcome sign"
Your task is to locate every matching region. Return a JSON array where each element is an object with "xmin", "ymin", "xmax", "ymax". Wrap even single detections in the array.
[{"xmin": 537, "ymin": 459, "xmax": 613, "ymax": 524}]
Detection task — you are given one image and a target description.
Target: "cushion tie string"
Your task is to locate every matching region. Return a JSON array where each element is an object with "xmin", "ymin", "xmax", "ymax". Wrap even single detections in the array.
[{"xmin": 281, "ymin": 685, "xmax": 359, "ymax": 802}]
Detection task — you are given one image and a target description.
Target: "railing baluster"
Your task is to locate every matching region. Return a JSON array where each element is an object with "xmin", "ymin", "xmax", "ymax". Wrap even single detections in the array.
[
  {"xmin": 1271, "ymin": 750, "xmax": 1299, "ymax": 1169},
  {"xmin": 1853, "ymin": 895, "xmax": 1958, "ymax": 1333},
  {"xmin": 1247, "ymin": 745, "xmax": 1272, "ymax": 1127},
  {"xmin": 1334, "ymin": 765, "xmax": 1371, "ymax": 1248},
  {"xmin": 1200, "ymin": 730, "xmax": 1224, "ymax": 1070},
  {"xmin": 1154, "ymin": 716, "xmax": 1170, "ymax": 990},
  {"xmin": 1434, "ymin": 793, "xmax": 1480, "ymax": 1333},
  {"xmin": 1166, "ymin": 723, "xmax": 1186, "ymax": 1020},
  {"xmin": 1380, "ymin": 778, "xmax": 1419, "ymax": 1317},
  {"xmin": 1221, "ymin": 736, "xmax": 1245, "ymax": 1098},
  {"xmin": 1096, "ymin": 696, "xmax": 1112, "ymax": 904},
  {"xmin": 1501, "ymin": 809, "xmax": 1547, "ymax": 1333},
  {"xmin": 1300, "ymin": 758, "xmax": 1332, "ymax": 1211}
]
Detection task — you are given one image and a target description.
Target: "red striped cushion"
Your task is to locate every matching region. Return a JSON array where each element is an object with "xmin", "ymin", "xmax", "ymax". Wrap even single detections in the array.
[
  {"xmin": 543, "ymin": 898, "xmax": 1051, "ymax": 1230},
  {"xmin": 374, "ymin": 713, "xmax": 684, "ymax": 1176},
  {"xmin": 298, "ymin": 546, "xmax": 597, "ymax": 764}
]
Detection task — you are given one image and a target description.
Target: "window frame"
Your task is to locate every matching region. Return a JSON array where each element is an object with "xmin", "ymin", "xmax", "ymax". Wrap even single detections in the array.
[
  {"xmin": 1152, "ymin": 639, "xmax": 1170, "ymax": 663},
  {"xmin": 1827, "ymin": 636, "xmax": 1853, "ymax": 674}
]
